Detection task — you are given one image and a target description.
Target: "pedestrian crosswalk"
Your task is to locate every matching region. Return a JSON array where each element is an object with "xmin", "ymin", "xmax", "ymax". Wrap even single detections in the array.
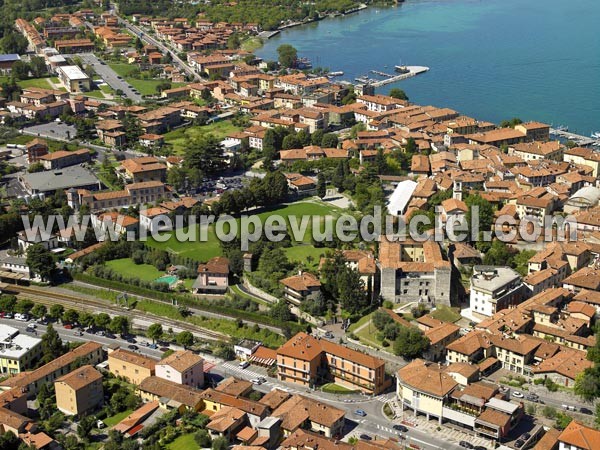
[{"xmin": 221, "ymin": 362, "xmax": 266, "ymax": 380}]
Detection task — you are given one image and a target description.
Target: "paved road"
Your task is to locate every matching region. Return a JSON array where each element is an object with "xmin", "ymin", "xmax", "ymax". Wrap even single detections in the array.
[
  {"xmin": 20, "ymin": 125, "xmax": 139, "ymax": 160},
  {"xmin": 0, "ymin": 317, "xmax": 165, "ymax": 359},
  {"xmin": 77, "ymin": 53, "xmax": 143, "ymax": 102},
  {"xmin": 114, "ymin": 13, "xmax": 200, "ymax": 82}
]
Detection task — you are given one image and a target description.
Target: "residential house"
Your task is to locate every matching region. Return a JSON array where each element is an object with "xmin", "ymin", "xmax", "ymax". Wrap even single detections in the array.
[
  {"xmin": 469, "ymin": 266, "xmax": 526, "ymax": 317},
  {"xmin": 192, "ymin": 256, "xmax": 230, "ymax": 294},
  {"xmin": 108, "ymin": 348, "xmax": 157, "ymax": 385},
  {"xmin": 137, "ymin": 376, "xmax": 204, "ymax": 412},
  {"xmin": 0, "ymin": 325, "xmax": 42, "ymax": 375},
  {"xmin": 54, "ymin": 365, "xmax": 103, "ymax": 416},
  {"xmin": 155, "ymin": 350, "xmax": 204, "ymax": 388},
  {"xmin": 279, "ymin": 272, "xmax": 321, "ymax": 305}
]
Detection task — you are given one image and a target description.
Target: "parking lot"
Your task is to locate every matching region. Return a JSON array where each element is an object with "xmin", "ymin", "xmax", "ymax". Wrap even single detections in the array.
[
  {"xmin": 22, "ymin": 122, "xmax": 77, "ymax": 141},
  {"xmin": 77, "ymin": 53, "xmax": 143, "ymax": 102}
]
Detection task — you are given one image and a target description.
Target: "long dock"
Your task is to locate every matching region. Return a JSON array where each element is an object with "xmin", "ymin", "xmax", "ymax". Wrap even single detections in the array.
[
  {"xmin": 370, "ymin": 66, "xmax": 429, "ymax": 87},
  {"xmin": 550, "ymin": 128, "xmax": 599, "ymax": 147}
]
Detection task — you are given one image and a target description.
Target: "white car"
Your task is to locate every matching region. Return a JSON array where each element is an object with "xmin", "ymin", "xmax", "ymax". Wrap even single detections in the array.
[{"xmin": 512, "ymin": 391, "xmax": 524, "ymax": 398}]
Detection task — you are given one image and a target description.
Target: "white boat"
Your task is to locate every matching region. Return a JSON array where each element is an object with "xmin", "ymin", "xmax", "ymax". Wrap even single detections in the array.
[
  {"xmin": 328, "ymin": 71, "xmax": 344, "ymax": 77},
  {"xmin": 591, "ymin": 131, "xmax": 600, "ymax": 139}
]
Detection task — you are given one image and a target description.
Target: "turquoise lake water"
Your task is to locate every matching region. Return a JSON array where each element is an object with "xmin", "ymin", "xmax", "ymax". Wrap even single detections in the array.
[{"xmin": 256, "ymin": 0, "xmax": 600, "ymax": 135}]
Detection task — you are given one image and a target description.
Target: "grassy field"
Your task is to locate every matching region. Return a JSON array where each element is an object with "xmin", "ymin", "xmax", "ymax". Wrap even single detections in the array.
[
  {"xmin": 163, "ymin": 121, "xmax": 242, "ymax": 154},
  {"xmin": 348, "ymin": 312, "xmax": 383, "ymax": 348},
  {"xmin": 107, "ymin": 63, "xmax": 185, "ymax": 96},
  {"xmin": 241, "ymin": 37, "xmax": 264, "ymax": 52},
  {"xmin": 284, "ymin": 245, "xmax": 326, "ymax": 269},
  {"xmin": 106, "ymin": 258, "xmax": 164, "ymax": 281},
  {"xmin": 430, "ymin": 305, "xmax": 461, "ymax": 323},
  {"xmin": 103, "ymin": 409, "xmax": 133, "ymax": 427},
  {"xmin": 145, "ymin": 225, "xmax": 222, "ymax": 262},
  {"xmin": 145, "ymin": 200, "xmax": 341, "ymax": 262},
  {"xmin": 168, "ymin": 434, "xmax": 199, "ymax": 450}
]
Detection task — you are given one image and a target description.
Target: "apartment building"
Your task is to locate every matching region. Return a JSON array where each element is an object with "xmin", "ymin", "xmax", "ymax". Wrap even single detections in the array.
[
  {"xmin": 71, "ymin": 181, "xmax": 167, "ymax": 211},
  {"xmin": 0, "ymin": 325, "xmax": 42, "ymax": 375},
  {"xmin": 39, "ymin": 148, "xmax": 91, "ymax": 170},
  {"xmin": 118, "ymin": 156, "xmax": 167, "ymax": 183},
  {"xmin": 57, "ymin": 65, "xmax": 91, "ymax": 92},
  {"xmin": 108, "ymin": 348, "xmax": 156, "ymax": 385},
  {"xmin": 469, "ymin": 266, "xmax": 526, "ymax": 317},
  {"xmin": 276, "ymin": 332, "xmax": 389, "ymax": 395},
  {"xmin": 378, "ymin": 237, "xmax": 452, "ymax": 306},
  {"xmin": 55, "ymin": 365, "xmax": 103, "ymax": 415},
  {"xmin": 155, "ymin": 350, "xmax": 204, "ymax": 388},
  {"xmin": 0, "ymin": 341, "xmax": 103, "ymax": 395}
]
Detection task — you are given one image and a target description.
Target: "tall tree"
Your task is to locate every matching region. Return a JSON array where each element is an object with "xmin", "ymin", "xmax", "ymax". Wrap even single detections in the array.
[
  {"xmin": 393, "ymin": 326, "xmax": 430, "ymax": 359},
  {"xmin": 26, "ymin": 244, "xmax": 55, "ymax": 281},
  {"xmin": 388, "ymin": 88, "xmax": 408, "ymax": 101},
  {"xmin": 176, "ymin": 331, "xmax": 194, "ymax": 349},
  {"xmin": 277, "ymin": 44, "xmax": 297, "ymax": 69},
  {"xmin": 184, "ymin": 135, "xmax": 226, "ymax": 177},
  {"xmin": 317, "ymin": 173, "xmax": 326, "ymax": 198},
  {"xmin": 41, "ymin": 324, "xmax": 65, "ymax": 364},
  {"xmin": 147, "ymin": 323, "xmax": 163, "ymax": 343}
]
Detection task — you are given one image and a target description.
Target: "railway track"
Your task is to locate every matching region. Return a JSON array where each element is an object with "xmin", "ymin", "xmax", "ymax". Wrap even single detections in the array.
[{"xmin": 6, "ymin": 285, "xmax": 227, "ymax": 342}]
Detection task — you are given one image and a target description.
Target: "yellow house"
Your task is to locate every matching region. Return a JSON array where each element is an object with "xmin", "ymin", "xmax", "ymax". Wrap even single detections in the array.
[
  {"xmin": 55, "ymin": 365, "xmax": 103, "ymax": 416},
  {"xmin": 137, "ymin": 376, "xmax": 203, "ymax": 412},
  {"xmin": 108, "ymin": 348, "xmax": 156, "ymax": 385},
  {"xmin": 0, "ymin": 325, "xmax": 42, "ymax": 375}
]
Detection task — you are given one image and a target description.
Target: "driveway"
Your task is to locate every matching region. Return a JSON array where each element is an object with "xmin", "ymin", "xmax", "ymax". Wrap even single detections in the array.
[{"xmin": 77, "ymin": 53, "xmax": 143, "ymax": 102}]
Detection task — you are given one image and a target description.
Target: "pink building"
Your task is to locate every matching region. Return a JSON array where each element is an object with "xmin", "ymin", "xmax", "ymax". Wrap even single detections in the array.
[
  {"xmin": 192, "ymin": 256, "xmax": 230, "ymax": 294},
  {"xmin": 155, "ymin": 350, "xmax": 204, "ymax": 388}
]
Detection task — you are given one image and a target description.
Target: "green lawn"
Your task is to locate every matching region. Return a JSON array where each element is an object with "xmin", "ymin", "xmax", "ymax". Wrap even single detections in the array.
[
  {"xmin": 321, "ymin": 383, "xmax": 357, "ymax": 394},
  {"xmin": 348, "ymin": 312, "xmax": 384, "ymax": 348},
  {"xmin": 85, "ymin": 89, "xmax": 107, "ymax": 99},
  {"xmin": 284, "ymin": 245, "xmax": 326, "ymax": 269},
  {"xmin": 163, "ymin": 121, "xmax": 243, "ymax": 154},
  {"xmin": 103, "ymin": 409, "xmax": 133, "ymax": 427},
  {"xmin": 107, "ymin": 63, "xmax": 185, "ymax": 95},
  {"xmin": 168, "ymin": 434, "xmax": 199, "ymax": 450},
  {"xmin": 241, "ymin": 37, "xmax": 264, "ymax": 52},
  {"xmin": 430, "ymin": 305, "xmax": 461, "ymax": 323},
  {"xmin": 106, "ymin": 258, "xmax": 164, "ymax": 281},
  {"xmin": 144, "ymin": 200, "xmax": 341, "ymax": 262},
  {"xmin": 145, "ymin": 225, "xmax": 222, "ymax": 262}
]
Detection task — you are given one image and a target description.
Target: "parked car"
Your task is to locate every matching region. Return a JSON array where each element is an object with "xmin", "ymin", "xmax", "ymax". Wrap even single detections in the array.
[
  {"xmin": 359, "ymin": 434, "xmax": 372, "ymax": 441},
  {"xmin": 515, "ymin": 440, "xmax": 524, "ymax": 448},
  {"xmin": 354, "ymin": 409, "xmax": 367, "ymax": 417},
  {"xmin": 474, "ymin": 447, "xmax": 487, "ymax": 450},
  {"xmin": 250, "ymin": 378, "xmax": 263, "ymax": 385},
  {"xmin": 148, "ymin": 343, "xmax": 158, "ymax": 349},
  {"xmin": 14, "ymin": 313, "xmax": 28, "ymax": 322},
  {"xmin": 580, "ymin": 407, "xmax": 593, "ymax": 415},
  {"xmin": 3, "ymin": 312, "xmax": 12, "ymax": 319},
  {"xmin": 73, "ymin": 330, "xmax": 83, "ymax": 336},
  {"xmin": 63, "ymin": 324, "xmax": 73, "ymax": 329},
  {"xmin": 525, "ymin": 393, "xmax": 539, "ymax": 402},
  {"xmin": 258, "ymin": 377, "xmax": 267, "ymax": 383},
  {"xmin": 239, "ymin": 361, "xmax": 250, "ymax": 369},
  {"xmin": 324, "ymin": 331, "xmax": 334, "ymax": 339},
  {"xmin": 512, "ymin": 391, "xmax": 524, "ymax": 398},
  {"xmin": 393, "ymin": 425, "xmax": 408, "ymax": 433},
  {"xmin": 126, "ymin": 337, "xmax": 137, "ymax": 343},
  {"xmin": 128, "ymin": 344, "xmax": 139, "ymax": 350},
  {"xmin": 459, "ymin": 442, "xmax": 473, "ymax": 449}
]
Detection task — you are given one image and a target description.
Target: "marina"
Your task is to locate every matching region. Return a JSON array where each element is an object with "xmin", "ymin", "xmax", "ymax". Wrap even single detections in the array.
[
  {"xmin": 354, "ymin": 66, "xmax": 430, "ymax": 87},
  {"xmin": 550, "ymin": 128, "xmax": 600, "ymax": 147}
]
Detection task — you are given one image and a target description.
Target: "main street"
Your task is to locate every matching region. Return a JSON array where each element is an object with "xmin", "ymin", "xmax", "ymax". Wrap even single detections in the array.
[{"xmin": 109, "ymin": 4, "xmax": 200, "ymax": 82}]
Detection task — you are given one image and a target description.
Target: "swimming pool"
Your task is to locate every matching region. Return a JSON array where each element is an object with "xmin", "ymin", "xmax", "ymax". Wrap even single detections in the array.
[{"xmin": 154, "ymin": 275, "xmax": 178, "ymax": 285}]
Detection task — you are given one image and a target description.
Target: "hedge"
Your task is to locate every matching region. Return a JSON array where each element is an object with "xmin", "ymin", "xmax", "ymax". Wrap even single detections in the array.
[{"xmin": 72, "ymin": 272, "xmax": 306, "ymax": 334}]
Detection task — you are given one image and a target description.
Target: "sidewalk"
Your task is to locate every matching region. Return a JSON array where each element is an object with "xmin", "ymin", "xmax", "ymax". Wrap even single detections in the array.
[{"xmin": 392, "ymin": 407, "xmax": 495, "ymax": 449}]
